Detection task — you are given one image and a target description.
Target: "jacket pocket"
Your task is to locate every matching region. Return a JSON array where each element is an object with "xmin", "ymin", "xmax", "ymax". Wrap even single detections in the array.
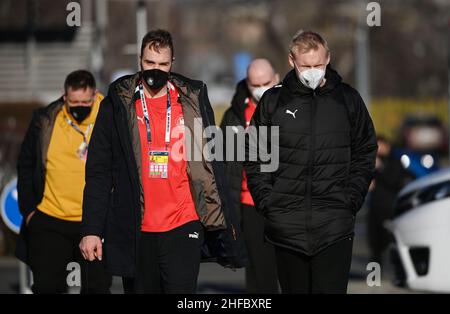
[
  {"xmin": 191, "ymin": 180, "xmax": 207, "ymax": 219},
  {"xmin": 344, "ymin": 180, "xmax": 355, "ymax": 213},
  {"xmin": 345, "ymin": 189, "xmax": 357, "ymax": 215}
]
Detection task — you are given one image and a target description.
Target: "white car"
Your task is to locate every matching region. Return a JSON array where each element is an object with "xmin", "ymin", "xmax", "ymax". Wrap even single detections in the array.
[{"xmin": 386, "ymin": 167, "xmax": 450, "ymax": 293}]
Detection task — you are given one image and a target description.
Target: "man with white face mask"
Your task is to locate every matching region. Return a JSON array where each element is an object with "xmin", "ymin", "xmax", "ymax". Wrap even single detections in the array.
[
  {"xmin": 244, "ymin": 31, "xmax": 377, "ymax": 294},
  {"xmin": 220, "ymin": 58, "xmax": 279, "ymax": 293}
]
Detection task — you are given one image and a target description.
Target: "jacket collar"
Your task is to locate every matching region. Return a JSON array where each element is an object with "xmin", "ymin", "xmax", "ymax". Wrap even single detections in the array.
[{"xmin": 108, "ymin": 71, "xmax": 203, "ymax": 109}]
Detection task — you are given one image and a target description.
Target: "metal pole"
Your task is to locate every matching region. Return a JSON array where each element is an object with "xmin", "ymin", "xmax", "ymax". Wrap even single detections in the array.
[
  {"xmin": 26, "ymin": 0, "xmax": 37, "ymax": 101},
  {"xmin": 447, "ymin": 17, "xmax": 450, "ymax": 163},
  {"xmin": 136, "ymin": 1, "xmax": 148, "ymax": 68},
  {"xmin": 93, "ymin": 0, "xmax": 108, "ymax": 90},
  {"xmin": 355, "ymin": 2, "xmax": 371, "ymax": 109}
]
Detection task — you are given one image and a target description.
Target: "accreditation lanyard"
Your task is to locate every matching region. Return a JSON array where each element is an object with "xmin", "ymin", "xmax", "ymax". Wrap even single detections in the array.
[
  {"xmin": 138, "ymin": 82, "xmax": 172, "ymax": 145},
  {"xmin": 65, "ymin": 116, "xmax": 93, "ymax": 146}
]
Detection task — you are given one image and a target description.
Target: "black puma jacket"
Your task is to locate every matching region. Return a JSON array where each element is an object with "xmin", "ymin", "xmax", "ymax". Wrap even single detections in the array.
[{"xmin": 244, "ymin": 66, "xmax": 377, "ymax": 256}]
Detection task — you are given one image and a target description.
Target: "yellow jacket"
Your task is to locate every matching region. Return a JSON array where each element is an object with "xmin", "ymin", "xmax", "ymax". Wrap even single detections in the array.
[{"xmin": 37, "ymin": 92, "xmax": 103, "ymax": 221}]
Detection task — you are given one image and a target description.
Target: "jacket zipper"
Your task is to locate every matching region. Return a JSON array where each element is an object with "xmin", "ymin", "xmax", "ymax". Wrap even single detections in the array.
[{"xmin": 306, "ymin": 91, "xmax": 317, "ymax": 253}]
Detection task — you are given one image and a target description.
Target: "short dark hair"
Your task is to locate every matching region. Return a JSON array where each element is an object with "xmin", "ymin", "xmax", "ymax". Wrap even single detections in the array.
[
  {"xmin": 64, "ymin": 70, "xmax": 96, "ymax": 93},
  {"xmin": 140, "ymin": 29, "xmax": 174, "ymax": 58}
]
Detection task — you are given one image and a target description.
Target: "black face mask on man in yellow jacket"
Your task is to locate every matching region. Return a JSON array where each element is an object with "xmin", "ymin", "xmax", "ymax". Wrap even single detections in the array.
[{"xmin": 69, "ymin": 106, "xmax": 92, "ymax": 123}]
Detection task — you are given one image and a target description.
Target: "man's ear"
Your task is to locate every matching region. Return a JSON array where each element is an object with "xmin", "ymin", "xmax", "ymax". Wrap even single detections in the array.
[
  {"xmin": 326, "ymin": 52, "xmax": 331, "ymax": 66},
  {"xmin": 169, "ymin": 58, "xmax": 175, "ymax": 73},
  {"xmin": 288, "ymin": 54, "xmax": 295, "ymax": 68},
  {"xmin": 274, "ymin": 73, "xmax": 280, "ymax": 83},
  {"xmin": 245, "ymin": 78, "xmax": 252, "ymax": 92},
  {"xmin": 63, "ymin": 94, "xmax": 67, "ymax": 102}
]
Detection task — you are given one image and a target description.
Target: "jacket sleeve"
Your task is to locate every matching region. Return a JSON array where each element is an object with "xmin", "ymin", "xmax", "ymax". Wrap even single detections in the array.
[
  {"xmin": 219, "ymin": 109, "xmax": 230, "ymax": 135},
  {"xmin": 243, "ymin": 91, "xmax": 274, "ymax": 213},
  {"xmin": 199, "ymin": 83, "xmax": 216, "ymax": 126},
  {"xmin": 81, "ymin": 97, "xmax": 113, "ymax": 237},
  {"xmin": 348, "ymin": 89, "xmax": 378, "ymax": 213},
  {"xmin": 16, "ymin": 110, "xmax": 40, "ymax": 219},
  {"xmin": 200, "ymin": 83, "xmax": 224, "ymax": 161},
  {"xmin": 200, "ymin": 82, "xmax": 249, "ymax": 268},
  {"xmin": 219, "ymin": 108, "xmax": 234, "ymax": 163}
]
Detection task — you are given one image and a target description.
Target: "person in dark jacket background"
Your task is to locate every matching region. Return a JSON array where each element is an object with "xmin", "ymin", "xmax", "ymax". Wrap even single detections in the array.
[
  {"xmin": 220, "ymin": 58, "xmax": 280, "ymax": 293},
  {"xmin": 16, "ymin": 70, "xmax": 111, "ymax": 293},
  {"xmin": 367, "ymin": 136, "xmax": 414, "ymax": 267},
  {"xmin": 244, "ymin": 30, "xmax": 377, "ymax": 294},
  {"xmin": 79, "ymin": 29, "xmax": 247, "ymax": 294}
]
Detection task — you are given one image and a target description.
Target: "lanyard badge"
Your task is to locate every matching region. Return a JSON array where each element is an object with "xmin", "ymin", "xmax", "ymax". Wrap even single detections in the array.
[
  {"xmin": 149, "ymin": 150, "xmax": 169, "ymax": 179},
  {"xmin": 139, "ymin": 82, "xmax": 172, "ymax": 179},
  {"xmin": 65, "ymin": 115, "xmax": 92, "ymax": 162},
  {"xmin": 77, "ymin": 142, "xmax": 89, "ymax": 161}
]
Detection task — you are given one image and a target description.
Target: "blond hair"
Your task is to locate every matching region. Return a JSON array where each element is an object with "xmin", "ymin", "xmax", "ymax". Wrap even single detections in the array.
[{"xmin": 289, "ymin": 30, "xmax": 330, "ymax": 56}]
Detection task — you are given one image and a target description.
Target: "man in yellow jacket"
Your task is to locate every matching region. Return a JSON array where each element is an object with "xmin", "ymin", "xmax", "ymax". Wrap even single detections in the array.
[{"xmin": 16, "ymin": 70, "xmax": 111, "ymax": 293}]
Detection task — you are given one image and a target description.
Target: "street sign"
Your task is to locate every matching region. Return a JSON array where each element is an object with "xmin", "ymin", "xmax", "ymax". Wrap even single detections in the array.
[{"xmin": 0, "ymin": 177, "xmax": 22, "ymax": 234}]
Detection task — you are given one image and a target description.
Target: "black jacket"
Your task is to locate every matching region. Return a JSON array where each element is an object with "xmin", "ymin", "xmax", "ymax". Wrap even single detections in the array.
[
  {"xmin": 219, "ymin": 79, "xmax": 251, "ymax": 222},
  {"xmin": 81, "ymin": 72, "xmax": 247, "ymax": 277},
  {"xmin": 15, "ymin": 97, "xmax": 66, "ymax": 264},
  {"xmin": 367, "ymin": 151, "xmax": 414, "ymax": 250},
  {"xmin": 244, "ymin": 66, "xmax": 377, "ymax": 256},
  {"xmin": 368, "ymin": 151, "xmax": 415, "ymax": 218}
]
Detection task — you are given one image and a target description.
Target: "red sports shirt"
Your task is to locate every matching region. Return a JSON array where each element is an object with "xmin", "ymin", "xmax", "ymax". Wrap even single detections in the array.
[{"xmin": 136, "ymin": 83, "xmax": 199, "ymax": 232}]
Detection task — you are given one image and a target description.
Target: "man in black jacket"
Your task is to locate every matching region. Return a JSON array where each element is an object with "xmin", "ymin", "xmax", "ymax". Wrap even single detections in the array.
[
  {"xmin": 367, "ymin": 136, "xmax": 414, "ymax": 266},
  {"xmin": 220, "ymin": 58, "xmax": 279, "ymax": 293},
  {"xmin": 79, "ymin": 29, "xmax": 246, "ymax": 294},
  {"xmin": 244, "ymin": 30, "xmax": 377, "ymax": 294},
  {"xmin": 16, "ymin": 70, "xmax": 111, "ymax": 293}
]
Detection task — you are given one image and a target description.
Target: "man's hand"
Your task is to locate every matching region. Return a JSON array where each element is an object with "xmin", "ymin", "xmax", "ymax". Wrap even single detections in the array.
[
  {"xmin": 79, "ymin": 235, "xmax": 103, "ymax": 261},
  {"xmin": 369, "ymin": 179, "xmax": 376, "ymax": 192},
  {"xmin": 26, "ymin": 211, "xmax": 35, "ymax": 226},
  {"xmin": 375, "ymin": 156, "xmax": 383, "ymax": 170}
]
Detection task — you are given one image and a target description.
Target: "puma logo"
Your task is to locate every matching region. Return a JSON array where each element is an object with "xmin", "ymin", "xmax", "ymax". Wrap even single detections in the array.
[
  {"xmin": 137, "ymin": 116, "xmax": 144, "ymax": 124},
  {"xmin": 189, "ymin": 232, "xmax": 199, "ymax": 239},
  {"xmin": 286, "ymin": 109, "xmax": 298, "ymax": 119}
]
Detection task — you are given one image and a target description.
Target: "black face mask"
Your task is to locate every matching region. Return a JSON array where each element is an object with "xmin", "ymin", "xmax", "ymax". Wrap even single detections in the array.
[
  {"xmin": 69, "ymin": 106, "xmax": 92, "ymax": 123},
  {"xmin": 142, "ymin": 69, "xmax": 169, "ymax": 90}
]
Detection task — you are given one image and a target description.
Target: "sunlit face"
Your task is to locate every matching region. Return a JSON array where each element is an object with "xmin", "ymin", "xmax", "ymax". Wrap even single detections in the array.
[
  {"xmin": 289, "ymin": 44, "xmax": 330, "ymax": 75},
  {"xmin": 140, "ymin": 45, "xmax": 173, "ymax": 72},
  {"xmin": 64, "ymin": 87, "xmax": 95, "ymax": 107}
]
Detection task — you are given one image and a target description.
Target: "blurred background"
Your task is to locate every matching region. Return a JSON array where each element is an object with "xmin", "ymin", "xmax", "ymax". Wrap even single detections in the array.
[{"xmin": 0, "ymin": 0, "xmax": 449, "ymax": 293}]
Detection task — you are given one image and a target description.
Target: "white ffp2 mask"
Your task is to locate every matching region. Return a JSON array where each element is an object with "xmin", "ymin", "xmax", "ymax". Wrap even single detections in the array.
[
  {"xmin": 251, "ymin": 86, "xmax": 270, "ymax": 103},
  {"xmin": 298, "ymin": 68, "xmax": 325, "ymax": 90}
]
